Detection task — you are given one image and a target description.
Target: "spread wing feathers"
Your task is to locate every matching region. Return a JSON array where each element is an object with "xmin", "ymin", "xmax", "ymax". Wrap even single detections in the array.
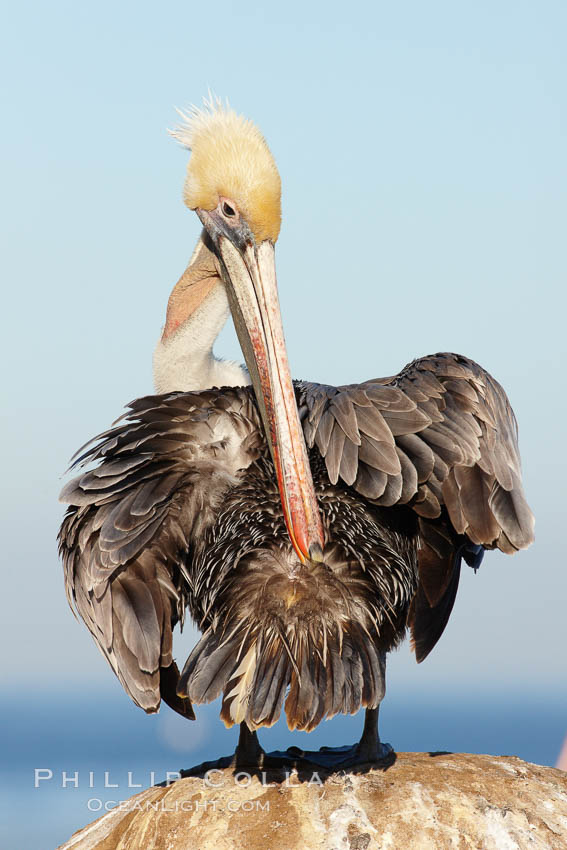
[
  {"xmin": 58, "ymin": 388, "xmax": 263, "ymax": 714},
  {"xmin": 298, "ymin": 352, "xmax": 534, "ymax": 554}
]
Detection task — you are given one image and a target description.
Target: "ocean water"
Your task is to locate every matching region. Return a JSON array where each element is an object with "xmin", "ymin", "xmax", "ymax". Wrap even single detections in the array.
[{"xmin": 2, "ymin": 685, "xmax": 565, "ymax": 850}]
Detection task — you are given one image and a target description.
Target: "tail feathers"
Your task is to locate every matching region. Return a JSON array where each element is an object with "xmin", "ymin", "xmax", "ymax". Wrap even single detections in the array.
[
  {"xmin": 247, "ymin": 638, "xmax": 290, "ymax": 727},
  {"xmin": 178, "ymin": 620, "xmax": 386, "ymax": 732}
]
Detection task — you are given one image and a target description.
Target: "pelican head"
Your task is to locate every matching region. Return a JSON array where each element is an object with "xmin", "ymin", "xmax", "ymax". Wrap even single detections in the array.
[
  {"xmin": 172, "ymin": 98, "xmax": 281, "ymax": 244},
  {"xmin": 171, "ymin": 97, "xmax": 324, "ymax": 565}
]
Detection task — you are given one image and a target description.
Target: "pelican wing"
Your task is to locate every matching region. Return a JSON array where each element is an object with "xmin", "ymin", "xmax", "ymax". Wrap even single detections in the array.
[
  {"xmin": 298, "ymin": 352, "xmax": 534, "ymax": 661},
  {"xmin": 58, "ymin": 388, "xmax": 262, "ymax": 714}
]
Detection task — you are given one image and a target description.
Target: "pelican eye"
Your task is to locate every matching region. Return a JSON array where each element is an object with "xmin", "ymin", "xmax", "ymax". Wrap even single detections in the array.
[{"xmin": 222, "ymin": 201, "xmax": 236, "ymax": 218}]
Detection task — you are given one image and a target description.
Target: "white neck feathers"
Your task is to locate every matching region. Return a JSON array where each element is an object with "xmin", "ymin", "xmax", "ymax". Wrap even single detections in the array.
[{"xmin": 153, "ymin": 237, "xmax": 249, "ymax": 393}]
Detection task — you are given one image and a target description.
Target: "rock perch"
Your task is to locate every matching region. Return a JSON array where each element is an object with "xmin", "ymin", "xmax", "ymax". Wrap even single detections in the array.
[{"xmin": 58, "ymin": 752, "xmax": 567, "ymax": 850}]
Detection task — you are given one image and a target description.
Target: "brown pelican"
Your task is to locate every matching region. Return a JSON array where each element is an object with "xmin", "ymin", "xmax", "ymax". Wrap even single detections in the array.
[{"xmin": 59, "ymin": 98, "xmax": 534, "ymax": 769}]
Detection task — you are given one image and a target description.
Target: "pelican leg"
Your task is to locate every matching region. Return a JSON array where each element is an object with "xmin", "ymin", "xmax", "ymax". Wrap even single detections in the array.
[
  {"xmin": 235, "ymin": 722, "xmax": 265, "ymax": 767},
  {"xmin": 336, "ymin": 650, "xmax": 392, "ymax": 765},
  {"xmin": 350, "ymin": 705, "xmax": 393, "ymax": 763},
  {"xmin": 180, "ymin": 722, "xmax": 267, "ymax": 777},
  {"xmin": 327, "ymin": 649, "xmax": 392, "ymax": 766}
]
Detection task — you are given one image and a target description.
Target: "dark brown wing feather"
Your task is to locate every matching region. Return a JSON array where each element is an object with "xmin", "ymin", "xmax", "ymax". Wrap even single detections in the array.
[
  {"xmin": 58, "ymin": 388, "xmax": 262, "ymax": 714},
  {"xmin": 298, "ymin": 352, "xmax": 534, "ymax": 659}
]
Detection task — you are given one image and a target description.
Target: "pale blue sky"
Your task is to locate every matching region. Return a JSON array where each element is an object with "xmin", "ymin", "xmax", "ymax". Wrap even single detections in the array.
[{"xmin": 2, "ymin": 0, "xmax": 566, "ymax": 708}]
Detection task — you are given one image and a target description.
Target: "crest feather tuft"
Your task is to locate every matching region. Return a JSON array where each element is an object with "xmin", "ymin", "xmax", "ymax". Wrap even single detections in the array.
[{"xmin": 169, "ymin": 94, "xmax": 281, "ymax": 243}]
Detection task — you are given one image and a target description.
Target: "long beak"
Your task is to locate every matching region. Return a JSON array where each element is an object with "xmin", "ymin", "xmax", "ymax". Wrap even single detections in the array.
[{"xmin": 198, "ymin": 215, "xmax": 325, "ymax": 564}]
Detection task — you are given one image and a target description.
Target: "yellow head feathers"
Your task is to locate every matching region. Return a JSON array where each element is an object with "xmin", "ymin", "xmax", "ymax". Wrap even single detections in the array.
[{"xmin": 171, "ymin": 96, "xmax": 281, "ymax": 243}]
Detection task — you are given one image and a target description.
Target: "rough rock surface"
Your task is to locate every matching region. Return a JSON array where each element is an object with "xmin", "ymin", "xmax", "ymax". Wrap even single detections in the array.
[{"xmin": 58, "ymin": 752, "xmax": 567, "ymax": 850}]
